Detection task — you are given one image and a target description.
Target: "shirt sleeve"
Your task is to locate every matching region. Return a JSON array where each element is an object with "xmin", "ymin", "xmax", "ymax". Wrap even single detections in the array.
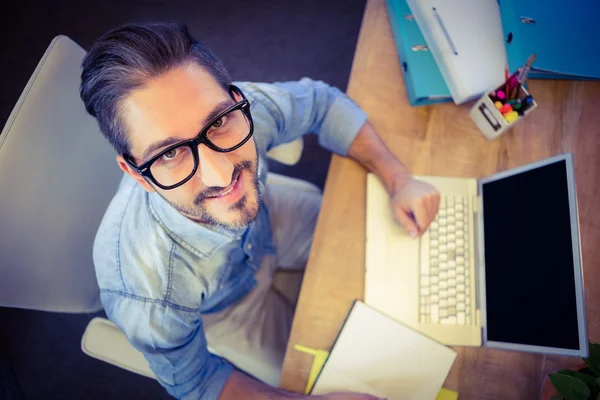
[
  {"xmin": 101, "ymin": 291, "xmax": 233, "ymax": 400},
  {"xmin": 240, "ymin": 78, "xmax": 368, "ymax": 156}
]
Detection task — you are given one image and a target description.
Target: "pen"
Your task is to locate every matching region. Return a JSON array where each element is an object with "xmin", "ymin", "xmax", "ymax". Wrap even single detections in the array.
[{"xmin": 515, "ymin": 55, "xmax": 537, "ymax": 99}]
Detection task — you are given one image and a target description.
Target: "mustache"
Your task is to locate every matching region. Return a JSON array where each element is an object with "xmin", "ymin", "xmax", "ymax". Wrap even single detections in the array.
[{"xmin": 194, "ymin": 160, "xmax": 254, "ymax": 205}]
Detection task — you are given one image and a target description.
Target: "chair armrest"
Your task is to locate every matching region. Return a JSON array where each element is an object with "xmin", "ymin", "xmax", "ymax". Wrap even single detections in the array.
[
  {"xmin": 81, "ymin": 317, "xmax": 156, "ymax": 379},
  {"xmin": 266, "ymin": 138, "xmax": 304, "ymax": 166}
]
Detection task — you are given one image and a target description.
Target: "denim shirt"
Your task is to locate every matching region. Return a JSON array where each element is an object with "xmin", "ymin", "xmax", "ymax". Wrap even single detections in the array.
[{"xmin": 94, "ymin": 79, "xmax": 368, "ymax": 399}]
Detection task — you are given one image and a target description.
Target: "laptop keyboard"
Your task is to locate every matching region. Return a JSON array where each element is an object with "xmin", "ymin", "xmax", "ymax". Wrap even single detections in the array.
[{"xmin": 419, "ymin": 195, "xmax": 472, "ymax": 325}]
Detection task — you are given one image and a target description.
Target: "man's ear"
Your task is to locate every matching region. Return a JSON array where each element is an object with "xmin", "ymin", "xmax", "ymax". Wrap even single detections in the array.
[
  {"xmin": 232, "ymin": 89, "xmax": 243, "ymax": 103},
  {"xmin": 116, "ymin": 155, "xmax": 156, "ymax": 193}
]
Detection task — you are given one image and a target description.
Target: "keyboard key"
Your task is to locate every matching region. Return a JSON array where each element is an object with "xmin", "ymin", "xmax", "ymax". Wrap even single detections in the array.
[
  {"xmin": 448, "ymin": 297, "xmax": 456, "ymax": 306},
  {"xmin": 420, "ymin": 295, "xmax": 430, "ymax": 305},
  {"xmin": 439, "ymin": 209, "xmax": 446, "ymax": 217},
  {"xmin": 457, "ymin": 238, "xmax": 465, "ymax": 246},
  {"xmin": 431, "ymin": 258, "xmax": 439, "ymax": 266},
  {"xmin": 466, "ymin": 315, "xmax": 471, "ymax": 325},
  {"xmin": 457, "ymin": 293, "xmax": 465, "ymax": 302},
  {"xmin": 456, "ymin": 229, "xmax": 464, "ymax": 237},
  {"xmin": 431, "ymin": 221, "xmax": 439, "ymax": 229},
  {"xmin": 440, "ymin": 262, "xmax": 447, "ymax": 271},
  {"xmin": 420, "ymin": 305, "xmax": 428, "ymax": 314},
  {"xmin": 420, "ymin": 314, "xmax": 429, "ymax": 324},
  {"xmin": 448, "ymin": 260, "xmax": 456, "ymax": 268},
  {"xmin": 457, "ymin": 303, "xmax": 465, "ymax": 311},
  {"xmin": 457, "ymin": 247, "xmax": 465, "ymax": 256},
  {"xmin": 456, "ymin": 212, "xmax": 464, "ymax": 220},
  {"xmin": 431, "ymin": 294, "xmax": 439, "ymax": 303},
  {"xmin": 430, "ymin": 249, "xmax": 439, "ymax": 257},
  {"xmin": 431, "ymin": 285, "xmax": 439, "ymax": 293},
  {"xmin": 440, "ymin": 271, "xmax": 447, "ymax": 280},
  {"xmin": 448, "ymin": 306, "xmax": 457, "ymax": 315},
  {"xmin": 448, "ymin": 278, "xmax": 457, "ymax": 287},
  {"xmin": 421, "ymin": 287, "xmax": 431, "ymax": 296},
  {"xmin": 457, "ymin": 283, "xmax": 466, "ymax": 292},
  {"xmin": 440, "ymin": 253, "xmax": 448, "ymax": 261},
  {"xmin": 457, "ymin": 220, "xmax": 464, "ymax": 228},
  {"xmin": 431, "ymin": 304, "xmax": 440, "ymax": 323},
  {"xmin": 421, "ymin": 276, "xmax": 430, "ymax": 286},
  {"xmin": 457, "ymin": 312, "xmax": 465, "ymax": 325},
  {"xmin": 456, "ymin": 256, "xmax": 465, "ymax": 264},
  {"xmin": 439, "ymin": 281, "xmax": 448, "ymax": 289},
  {"xmin": 440, "ymin": 299, "xmax": 448, "ymax": 307},
  {"xmin": 439, "ymin": 289, "xmax": 448, "ymax": 298},
  {"xmin": 431, "ymin": 276, "xmax": 439, "ymax": 285},
  {"xmin": 466, "ymin": 296, "xmax": 471, "ymax": 305},
  {"xmin": 447, "ymin": 249, "xmax": 456, "ymax": 260},
  {"xmin": 441, "ymin": 316, "xmax": 456, "ymax": 324},
  {"xmin": 456, "ymin": 203, "xmax": 464, "ymax": 211},
  {"xmin": 457, "ymin": 275, "xmax": 465, "ymax": 284},
  {"xmin": 439, "ymin": 235, "xmax": 447, "ymax": 244},
  {"xmin": 440, "ymin": 308, "xmax": 449, "ymax": 318},
  {"xmin": 448, "ymin": 270, "xmax": 456, "ymax": 279},
  {"xmin": 457, "ymin": 265, "xmax": 465, "ymax": 273},
  {"xmin": 431, "ymin": 267, "xmax": 439, "ymax": 276},
  {"xmin": 431, "ymin": 231, "xmax": 438, "ymax": 239},
  {"xmin": 439, "ymin": 217, "xmax": 447, "ymax": 225},
  {"xmin": 448, "ymin": 216, "xmax": 456, "ymax": 224},
  {"xmin": 440, "ymin": 244, "xmax": 447, "ymax": 252},
  {"xmin": 440, "ymin": 227, "xmax": 447, "ymax": 234},
  {"xmin": 430, "ymin": 239, "xmax": 439, "ymax": 248},
  {"xmin": 448, "ymin": 233, "xmax": 456, "ymax": 241}
]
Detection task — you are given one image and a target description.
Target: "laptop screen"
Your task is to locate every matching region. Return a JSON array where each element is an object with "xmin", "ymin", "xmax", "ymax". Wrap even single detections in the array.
[{"xmin": 481, "ymin": 159, "xmax": 581, "ymax": 351}]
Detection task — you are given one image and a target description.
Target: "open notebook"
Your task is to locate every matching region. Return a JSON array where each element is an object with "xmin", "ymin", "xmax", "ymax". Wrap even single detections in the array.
[{"xmin": 312, "ymin": 301, "xmax": 457, "ymax": 400}]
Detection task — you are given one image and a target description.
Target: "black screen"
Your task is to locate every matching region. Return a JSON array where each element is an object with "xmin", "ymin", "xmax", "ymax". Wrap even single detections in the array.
[{"xmin": 482, "ymin": 160, "xmax": 580, "ymax": 350}]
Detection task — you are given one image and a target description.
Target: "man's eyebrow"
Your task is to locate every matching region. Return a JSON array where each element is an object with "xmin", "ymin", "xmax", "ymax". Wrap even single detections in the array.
[{"xmin": 140, "ymin": 99, "xmax": 235, "ymax": 161}]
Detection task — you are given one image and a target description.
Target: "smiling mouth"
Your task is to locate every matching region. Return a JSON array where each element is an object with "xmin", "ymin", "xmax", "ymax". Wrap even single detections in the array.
[{"xmin": 206, "ymin": 171, "xmax": 240, "ymax": 198}]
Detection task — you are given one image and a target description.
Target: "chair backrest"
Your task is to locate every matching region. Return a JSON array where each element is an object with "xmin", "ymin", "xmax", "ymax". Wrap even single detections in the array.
[{"xmin": 0, "ymin": 36, "xmax": 123, "ymax": 313}]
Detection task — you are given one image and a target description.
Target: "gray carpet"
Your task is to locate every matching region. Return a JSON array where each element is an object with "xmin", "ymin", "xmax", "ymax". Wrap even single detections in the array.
[{"xmin": 0, "ymin": 0, "xmax": 365, "ymax": 398}]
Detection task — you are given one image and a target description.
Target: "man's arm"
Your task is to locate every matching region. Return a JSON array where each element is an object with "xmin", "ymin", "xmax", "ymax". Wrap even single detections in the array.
[
  {"xmin": 348, "ymin": 121, "xmax": 440, "ymax": 237},
  {"xmin": 240, "ymin": 79, "xmax": 438, "ymax": 235},
  {"xmin": 220, "ymin": 371, "xmax": 384, "ymax": 400}
]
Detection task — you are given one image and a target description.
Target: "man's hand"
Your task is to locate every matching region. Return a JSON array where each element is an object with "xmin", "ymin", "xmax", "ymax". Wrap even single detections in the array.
[{"xmin": 390, "ymin": 177, "xmax": 440, "ymax": 238}]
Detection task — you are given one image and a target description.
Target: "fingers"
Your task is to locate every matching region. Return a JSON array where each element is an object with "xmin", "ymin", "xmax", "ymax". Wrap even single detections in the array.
[
  {"xmin": 412, "ymin": 198, "xmax": 430, "ymax": 235},
  {"xmin": 393, "ymin": 207, "xmax": 419, "ymax": 238},
  {"xmin": 411, "ymin": 191, "xmax": 441, "ymax": 235}
]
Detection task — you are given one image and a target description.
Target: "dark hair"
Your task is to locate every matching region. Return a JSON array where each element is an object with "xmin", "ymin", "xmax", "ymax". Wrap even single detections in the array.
[{"xmin": 80, "ymin": 22, "xmax": 232, "ymax": 155}]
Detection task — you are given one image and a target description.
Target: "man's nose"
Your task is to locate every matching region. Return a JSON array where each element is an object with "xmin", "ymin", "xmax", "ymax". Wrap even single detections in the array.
[{"xmin": 197, "ymin": 145, "xmax": 234, "ymax": 188}]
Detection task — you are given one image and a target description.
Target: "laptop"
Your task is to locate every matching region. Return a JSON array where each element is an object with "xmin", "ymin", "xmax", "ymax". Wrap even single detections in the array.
[{"xmin": 365, "ymin": 153, "xmax": 588, "ymax": 357}]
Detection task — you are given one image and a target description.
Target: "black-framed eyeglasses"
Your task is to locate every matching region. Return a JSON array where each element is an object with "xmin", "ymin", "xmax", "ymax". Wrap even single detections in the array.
[{"xmin": 124, "ymin": 85, "xmax": 254, "ymax": 190}]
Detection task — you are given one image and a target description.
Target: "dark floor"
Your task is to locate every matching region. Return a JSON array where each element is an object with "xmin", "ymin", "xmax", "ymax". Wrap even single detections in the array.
[{"xmin": 0, "ymin": 1, "xmax": 365, "ymax": 399}]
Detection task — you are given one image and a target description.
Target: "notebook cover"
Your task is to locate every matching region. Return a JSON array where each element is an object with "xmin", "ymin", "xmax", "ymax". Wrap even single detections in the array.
[
  {"xmin": 386, "ymin": 0, "xmax": 452, "ymax": 106},
  {"xmin": 499, "ymin": 0, "xmax": 600, "ymax": 80},
  {"xmin": 311, "ymin": 301, "xmax": 457, "ymax": 400}
]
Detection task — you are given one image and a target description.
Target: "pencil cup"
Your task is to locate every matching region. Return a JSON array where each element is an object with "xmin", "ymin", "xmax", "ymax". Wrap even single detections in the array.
[{"xmin": 469, "ymin": 86, "xmax": 537, "ymax": 141}]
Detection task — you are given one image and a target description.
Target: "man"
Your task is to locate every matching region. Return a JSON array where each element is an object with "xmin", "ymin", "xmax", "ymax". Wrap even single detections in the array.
[{"xmin": 81, "ymin": 23, "xmax": 440, "ymax": 399}]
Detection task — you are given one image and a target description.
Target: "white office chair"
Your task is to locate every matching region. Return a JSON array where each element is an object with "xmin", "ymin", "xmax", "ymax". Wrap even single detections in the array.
[{"xmin": 0, "ymin": 35, "xmax": 308, "ymax": 380}]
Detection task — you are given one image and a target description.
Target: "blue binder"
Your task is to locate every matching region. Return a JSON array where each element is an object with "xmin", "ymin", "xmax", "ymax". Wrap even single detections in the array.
[
  {"xmin": 386, "ymin": 0, "xmax": 452, "ymax": 106},
  {"xmin": 499, "ymin": 0, "xmax": 600, "ymax": 80}
]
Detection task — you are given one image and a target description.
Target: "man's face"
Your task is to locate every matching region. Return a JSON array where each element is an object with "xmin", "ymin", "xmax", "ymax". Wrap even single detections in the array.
[{"xmin": 117, "ymin": 63, "xmax": 260, "ymax": 229}]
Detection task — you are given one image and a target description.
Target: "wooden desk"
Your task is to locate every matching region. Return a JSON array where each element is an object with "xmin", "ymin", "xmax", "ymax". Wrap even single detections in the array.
[{"xmin": 280, "ymin": 0, "xmax": 600, "ymax": 398}]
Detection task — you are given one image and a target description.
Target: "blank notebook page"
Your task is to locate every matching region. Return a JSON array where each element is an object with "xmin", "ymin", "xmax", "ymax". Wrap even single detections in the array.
[{"xmin": 312, "ymin": 301, "xmax": 457, "ymax": 400}]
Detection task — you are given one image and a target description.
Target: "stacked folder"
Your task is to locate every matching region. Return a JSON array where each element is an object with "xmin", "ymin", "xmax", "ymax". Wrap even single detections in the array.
[{"xmin": 388, "ymin": 0, "xmax": 600, "ymax": 107}]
